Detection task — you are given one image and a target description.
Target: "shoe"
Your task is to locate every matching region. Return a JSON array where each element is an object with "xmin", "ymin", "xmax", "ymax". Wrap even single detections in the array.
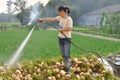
[{"xmin": 65, "ymin": 67, "xmax": 71, "ymax": 74}]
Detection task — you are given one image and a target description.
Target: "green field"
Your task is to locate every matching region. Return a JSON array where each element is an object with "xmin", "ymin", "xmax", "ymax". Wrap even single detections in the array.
[
  {"xmin": 73, "ymin": 27, "xmax": 120, "ymax": 38},
  {"xmin": 0, "ymin": 29, "xmax": 29, "ymax": 63},
  {"xmin": 0, "ymin": 28, "xmax": 120, "ymax": 63}
]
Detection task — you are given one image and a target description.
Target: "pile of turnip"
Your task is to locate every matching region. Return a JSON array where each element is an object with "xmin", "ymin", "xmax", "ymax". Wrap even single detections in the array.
[{"xmin": 0, "ymin": 55, "xmax": 117, "ymax": 80}]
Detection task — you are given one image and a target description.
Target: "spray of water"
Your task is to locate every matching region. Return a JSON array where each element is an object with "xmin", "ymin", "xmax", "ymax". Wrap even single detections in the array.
[
  {"xmin": 28, "ymin": 3, "xmax": 40, "ymax": 25},
  {"xmin": 6, "ymin": 3, "xmax": 40, "ymax": 68},
  {"xmin": 6, "ymin": 26, "xmax": 35, "ymax": 67}
]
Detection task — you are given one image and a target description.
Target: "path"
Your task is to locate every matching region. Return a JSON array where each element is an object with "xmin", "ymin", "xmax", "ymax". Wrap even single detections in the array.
[{"xmin": 72, "ymin": 31, "xmax": 120, "ymax": 41}]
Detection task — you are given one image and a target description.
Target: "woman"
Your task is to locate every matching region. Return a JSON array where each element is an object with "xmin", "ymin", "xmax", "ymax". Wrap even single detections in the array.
[{"xmin": 38, "ymin": 6, "xmax": 73, "ymax": 73}]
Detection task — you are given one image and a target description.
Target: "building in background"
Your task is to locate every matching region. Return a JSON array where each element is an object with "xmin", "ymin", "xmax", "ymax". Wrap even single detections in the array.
[{"xmin": 80, "ymin": 5, "xmax": 120, "ymax": 28}]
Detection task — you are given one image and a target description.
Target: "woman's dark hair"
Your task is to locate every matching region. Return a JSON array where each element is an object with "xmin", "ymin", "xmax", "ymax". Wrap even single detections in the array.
[{"xmin": 58, "ymin": 6, "xmax": 70, "ymax": 14}]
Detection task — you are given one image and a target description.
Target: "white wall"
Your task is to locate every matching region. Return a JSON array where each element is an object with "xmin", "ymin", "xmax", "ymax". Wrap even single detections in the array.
[{"xmin": 80, "ymin": 14, "xmax": 101, "ymax": 27}]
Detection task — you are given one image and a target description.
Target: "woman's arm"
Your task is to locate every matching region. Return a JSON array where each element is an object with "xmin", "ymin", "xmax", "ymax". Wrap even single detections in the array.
[
  {"xmin": 38, "ymin": 17, "xmax": 57, "ymax": 22},
  {"xmin": 58, "ymin": 27, "xmax": 72, "ymax": 32}
]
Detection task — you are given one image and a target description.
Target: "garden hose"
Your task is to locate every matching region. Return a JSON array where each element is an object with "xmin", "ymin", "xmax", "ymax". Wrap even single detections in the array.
[{"xmin": 45, "ymin": 22, "xmax": 104, "ymax": 63}]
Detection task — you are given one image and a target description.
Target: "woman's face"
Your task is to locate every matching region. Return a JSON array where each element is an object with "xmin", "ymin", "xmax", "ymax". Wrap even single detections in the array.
[{"xmin": 58, "ymin": 10, "xmax": 66, "ymax": 17}]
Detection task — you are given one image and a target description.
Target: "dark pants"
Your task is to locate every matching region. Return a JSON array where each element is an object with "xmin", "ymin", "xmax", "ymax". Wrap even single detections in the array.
[{"xmin": 58, "ymin": 37, "xmax": 71, "ymax": 72}]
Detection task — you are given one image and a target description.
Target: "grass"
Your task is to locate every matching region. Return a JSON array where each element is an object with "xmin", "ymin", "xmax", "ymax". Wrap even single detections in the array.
[
  {"xmin": 0, "ymin": 22, "xmax": 20, "ymax": 27},
  {"xmin": 0, "ymin": 29, "xmax": 29, "ymax": 63},
  {"xmin": 73, "ymin": 27, "xmax": 120, "ymax": 38},
  {"xmin": 0, "ymin": 28, "xmax": 120, "ymax": 63},
  {"xmin": 22, "ymin": 30, "xmax": 120, "ymax": 59}
]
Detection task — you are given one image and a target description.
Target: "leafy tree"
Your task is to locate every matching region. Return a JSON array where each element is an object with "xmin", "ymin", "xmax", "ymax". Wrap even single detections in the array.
[
  {"xmin": 16, "ymin": 9, "xmax": 30, "ymax": 25},
  {"xmin": 101, "ymin": 12, "xmax": 120, "ymax": 34},
  {"xmin": 14, "ymin": 0, "xmax": 28, "ymax": 25},
  {"xmin": 100, "ymin": 12, "xmax": 107, "ymax": 33},
  {"xmin": 14, "ymin": 0, "xmax": 27, "ymax": 12}
]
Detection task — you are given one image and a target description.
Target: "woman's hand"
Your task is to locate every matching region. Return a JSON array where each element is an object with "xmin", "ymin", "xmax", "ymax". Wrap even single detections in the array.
[
  {"xmin": 38, "ymin": 18, "xmax": 57, "ymax": 22},
  {"xmin": 58, "ymin": 27, "xmax": 71, "ymax": 32},
  {"xmin": 58, "ymin": 28, "xmax": 63, "ymax": 32},
  {"xmin": 37, "ymin": 19, "xmax": 43, "ymax": 23}
]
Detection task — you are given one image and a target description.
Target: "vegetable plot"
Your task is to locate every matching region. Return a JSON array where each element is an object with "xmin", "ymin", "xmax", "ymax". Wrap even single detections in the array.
[{"xmin": 0, "ymin": 56, "xmax": 117, "ymax": 80}]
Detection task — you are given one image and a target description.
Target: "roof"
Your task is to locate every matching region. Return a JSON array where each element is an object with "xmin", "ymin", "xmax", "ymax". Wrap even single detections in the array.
[{"xmin": 85, "ymin": 4, "xmax": 120, "ymax": 15}]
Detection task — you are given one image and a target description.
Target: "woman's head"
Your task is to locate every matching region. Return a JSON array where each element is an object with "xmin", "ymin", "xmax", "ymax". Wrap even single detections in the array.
[{"xmin": 58, "ymin": 6, "xmax": 70, "ymax": 17}]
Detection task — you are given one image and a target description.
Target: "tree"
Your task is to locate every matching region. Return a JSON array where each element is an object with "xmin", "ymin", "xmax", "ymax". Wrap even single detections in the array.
[
  {"xmin": 13, "ymin": 0, "xmax": 29, "ymax": 25},
  {"xmin": 16, "ymin": 9, "xmax": 30, "ymax": 25},
  {"xmin": 100, "ymin": 12, "xmax": 107, "ymax": 33},
  {"xmin": 14, "ymin": 0, "xmax": 27, "ymax": 12},
  {"xmin": 14, "ymin": 0, "xmax": 44, "ymax": 25},
  {"xmin": 100, "ymin": 12, "xmax": 120, "ymax": 34}
]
